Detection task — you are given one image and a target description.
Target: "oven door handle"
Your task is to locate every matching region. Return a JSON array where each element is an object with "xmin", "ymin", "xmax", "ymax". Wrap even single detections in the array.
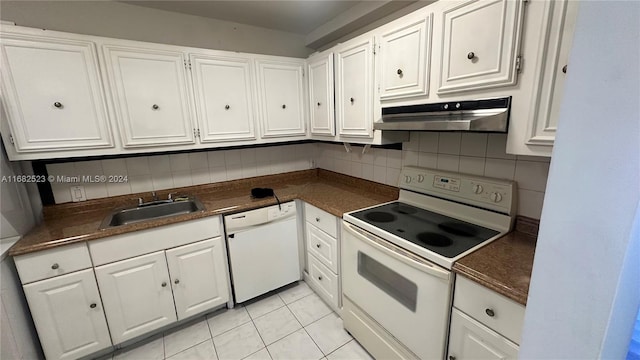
[{"xmin": 343, "ymin": 222, "xmax": 450, "ymax": 280}]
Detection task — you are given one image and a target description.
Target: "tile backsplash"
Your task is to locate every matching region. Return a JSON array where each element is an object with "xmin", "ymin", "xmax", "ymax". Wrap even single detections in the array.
[
  {"xmin": 314, "ymin": 133, "xmax": 550, "ymax": 219},
  {"xmin": 46, "ymin": 134, "xmax": 550, "ymax": 219},
  {"xmin": 47, "ymin": 144, "xmax": 314, "ymax": 204}
]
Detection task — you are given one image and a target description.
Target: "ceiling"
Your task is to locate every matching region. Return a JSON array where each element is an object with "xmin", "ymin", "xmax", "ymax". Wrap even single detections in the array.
[{"xmin": 121, "ymin": 1, "xmax": 412, "ymax": 35}]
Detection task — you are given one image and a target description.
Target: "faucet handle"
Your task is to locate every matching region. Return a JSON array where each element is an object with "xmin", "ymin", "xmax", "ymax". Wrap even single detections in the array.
[
  {"xmin": 132, "ymin": 197, "xmax": 143, "ymax": 206},
  {"xmin": 168, "ymin": 192, "xmax": 178, "ymax": 201}
]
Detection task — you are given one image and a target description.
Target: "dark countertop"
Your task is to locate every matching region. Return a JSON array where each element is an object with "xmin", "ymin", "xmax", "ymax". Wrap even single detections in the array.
[
  {"xmin": 9, "ymin": 169, "xmax": 399, "ymax": 256},
  {"xmin": 452, "ymin": 219, "xmax": 538, "ymax": 306}
]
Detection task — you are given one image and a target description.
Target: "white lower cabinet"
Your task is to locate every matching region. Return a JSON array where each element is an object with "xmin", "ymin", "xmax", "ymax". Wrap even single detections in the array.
[
  {"xmin": 166, "ymin": 238, "xmax": 229, "ymax": 320},
  {"xmin": 23, "ymin": 269, "xmax": 111, "ymax": 360},
  {"xmin": 448, "ymin": 309, "xmax": 519, "ymax": 360},
  {"xmin": 304, "ymin": 203, "xmax": 341, "ymax": 311},
  {"xmin": 95, "ymin": 251, "xmax": 177, "ymax": 344}
]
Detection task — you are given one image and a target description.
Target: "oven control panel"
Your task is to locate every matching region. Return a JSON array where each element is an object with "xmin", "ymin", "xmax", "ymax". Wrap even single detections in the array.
[{"xmin": 400, "ymin": 166, "xmax": 515, "ymax": 215}]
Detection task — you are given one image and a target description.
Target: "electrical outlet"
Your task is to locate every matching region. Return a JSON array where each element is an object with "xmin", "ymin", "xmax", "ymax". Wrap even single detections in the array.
[{"xmin": 70, "ymin": 186, "xmax": 86, "ymax": 202}]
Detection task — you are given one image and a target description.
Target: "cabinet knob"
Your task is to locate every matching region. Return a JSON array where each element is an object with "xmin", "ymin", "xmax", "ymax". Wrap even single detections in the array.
[
  {"xmin": 562, "ymin": 64, "xmax": 567, "ymax": 74},
  {"xmin": 318, "ymin": 276, "xmax": 323, "ymax": 281},
  {"xmin": 449, "ymin": 356, "xmax": 456, "ymax": 360},
  {"xmin": 315, "ymin": 217, "xmax": 320, "ymax": 222},
  {"xmin": 53, "ymin": 102, "xmax": 63, "ymax": 108},
  {"xmin": 467, "ymin": 52, "xmax": 475, "ymax": 60},
  {"xmin": 51, "ymin": 263, "xmax": 59, "ymax": 270},
  {"xmin": 161, "ymin": 282, "xmax": 167, "ymax": 287},
  {"xmin": 282, "ymin": 104, "xmax": 286, "ymax": 109},
  {"xmin": 225, "ymin": 104, "xmax": 230, "ymax": 110},
  {"xmin": 174, "ymin": 279, "xmax": 180, "ymax": 284},
  {"xmin": 317, "ymin": 102, "xmax": 321, "ymax": 107},
  {"xmin": 485, "ymin": 308, "xmax": 495, "ymax": 317},
  {"xmin": 397, "ymin": 69, "xmax": 403, "ymax": 76},
  {"xmin": 349, "ymin": 97, "xmax": 354, "ymax": 104},
  {"xmin": 316, "ymin": 243, "xmax": 321, "ymax": 248},
  {"xmin": 152, "ymin": 104, "xmax": 159, "ymax": 110},
  {"xmin": 90, "ymin": 303, "xmax": 97, "ymax": 309}
]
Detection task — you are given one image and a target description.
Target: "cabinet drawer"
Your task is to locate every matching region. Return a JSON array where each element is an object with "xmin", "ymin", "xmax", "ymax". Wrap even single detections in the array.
[
  {"xmin": 307, "ymin": 254, "xmax": 339, "ymax": 309},
  {"xmin": 454, "ymin": 276, "xmax": 525, "ymax": 344},
  {"xmin": 306, "ymin": 224, "xmax": 338, "ymax": 273},
  {"xmin": 305, "ymin": 203, "xmax": 338, "ymax": 238},
  {"xmin": 15, "ymin": 243, "xmax": 92, "ymax": 284}
]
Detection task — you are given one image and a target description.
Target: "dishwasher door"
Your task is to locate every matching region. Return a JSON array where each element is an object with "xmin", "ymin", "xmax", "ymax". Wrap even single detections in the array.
[{"xmin": 225, "ymin": 202, "xmax": 300, "ymax": 303}]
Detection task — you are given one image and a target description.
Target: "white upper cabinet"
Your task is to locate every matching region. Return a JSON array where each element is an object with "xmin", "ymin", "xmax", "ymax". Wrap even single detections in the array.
[
  {"xmin": 335, "ymin": 36, "xmax": 375, "ymax": 138},
  {"xmin": 438, "ymin": 0, "xmax": 525, "ymax": 94},
  {"xmin": 190, "ymin": 53, "xmax": 256, "ymax": 143},
  {"xmin": 103, "ymin": 45, "xmax": 195, "ymax": 148},
  {"xmin": 378, "ymin": 12, "xmax": 433, "ymax": 101},
  {"xmin": 255, "ymin": 59, "xmax": 306, "ymax": 138},
  {"xmin": 0, "ymin": 35, "xmax": 113, "ymax": 152},
  {"xmin": 525, "ymin": 0, "xmax": 579, "ymax": 146},
  {"xmin": 307, "ymin": 51, "xmax": 335, "ymax": 137}
]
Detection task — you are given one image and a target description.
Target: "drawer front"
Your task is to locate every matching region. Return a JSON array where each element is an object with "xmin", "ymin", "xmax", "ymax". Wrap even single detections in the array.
[
  {"xmin": 306, "ymin": 224, "xmax": 338, "ymax": 273},
  {"xmin": 89, "ymin": 216, "xmax": 220, "ymax": 266},
  {"xmin": 307, "ymin": 253, "xmax": 339, "ymax": 308},
  {"xmin": 15, "ymin": 243, "xmax": 92, "ymax": 284},
  {"xmin": 304, "ymin": 203, "xmax": 338, "ymax": 238},
  {"xmin": 454, "ymin": 275, "xmax": 525, "ymax": 344}
]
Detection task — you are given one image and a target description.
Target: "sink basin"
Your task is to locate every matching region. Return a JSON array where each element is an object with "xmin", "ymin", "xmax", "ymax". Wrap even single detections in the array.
[{"xmin": 100, "ymin": 198, "xmax": 206, "ymax": 229}]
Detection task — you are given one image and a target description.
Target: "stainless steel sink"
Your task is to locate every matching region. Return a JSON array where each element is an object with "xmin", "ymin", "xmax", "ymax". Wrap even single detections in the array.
[{"xmin": 100, "ymin": 198, "xmax": 206, "ymax": 229}]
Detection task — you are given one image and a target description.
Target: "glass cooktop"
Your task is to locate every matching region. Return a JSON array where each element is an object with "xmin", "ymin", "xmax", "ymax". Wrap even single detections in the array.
[{"xmin": 349, "ymin": 202, "xmax": 500, "ymax": 258}]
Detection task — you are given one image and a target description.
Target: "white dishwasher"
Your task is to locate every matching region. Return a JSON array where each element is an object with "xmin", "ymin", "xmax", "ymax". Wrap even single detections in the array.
[{"xmin": 224, "ymin": 201, "xmax": 301, "ymax": 303}]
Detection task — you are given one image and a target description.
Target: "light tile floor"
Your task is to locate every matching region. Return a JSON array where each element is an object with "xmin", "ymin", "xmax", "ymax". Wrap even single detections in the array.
[{"xmin": 105, "ymin": 281, "xmax": 374, "ymax": 360}]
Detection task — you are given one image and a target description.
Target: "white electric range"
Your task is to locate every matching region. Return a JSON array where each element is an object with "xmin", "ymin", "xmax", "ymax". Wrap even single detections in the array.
[{"xmin": 341, "ymin": 166, "xmax": 516, "ymax": 359}]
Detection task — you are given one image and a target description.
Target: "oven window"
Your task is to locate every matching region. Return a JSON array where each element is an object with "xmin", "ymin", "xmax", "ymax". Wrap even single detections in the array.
[{"xmin": 357, "ymin": 251, "xmax": 417, "ymax": 312}]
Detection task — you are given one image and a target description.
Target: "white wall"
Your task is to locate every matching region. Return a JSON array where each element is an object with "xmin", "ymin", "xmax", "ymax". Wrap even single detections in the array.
[
  {"xmin": 0, "ymin": 1, "xmax": 312, "ymax": 58},
  {"xmin": 519, "ymin": 1, "xmax": 640, "ymax": 358},
  {"xmin": 315, "ymin": 133, "xmax": 550, "ymax": 219},
  {"xmin": 47, "ymin": 143, "xmax": 315, "ymax": 203}
]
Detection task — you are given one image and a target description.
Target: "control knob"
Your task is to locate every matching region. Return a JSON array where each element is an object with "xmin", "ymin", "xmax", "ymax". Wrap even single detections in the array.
[
  {"xmin": 404, "ymin": 175, "xmax": 412, "ymax": 184},
  {"xmin": 490, "ymin": 192, "xmax": 503, "ymax": 203},
  {"xmin": 417, "ymin": 175, "xmax": 425, "ymax": 183},
  {"xmin": 473, "ymin": 184, "xmax": 483, "ymax": 194}
]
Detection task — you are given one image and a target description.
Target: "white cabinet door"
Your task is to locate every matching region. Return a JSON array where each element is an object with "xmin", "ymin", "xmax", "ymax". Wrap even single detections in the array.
[
  {"xmin": 166, "ymin": 238, "xmax": 229, "ymax": 320},
  {"xmin": 0, "ymin": 36, "xmax": 113, "ymax": 152},
  {"xmin": 526, "ymin": 0, "xmax": 579, "ymax": 146},
  {"xmin": 255, "ymin": 59, "xmax": 306, "ymax": 138},
  {"xmin": 103, "ymin": 45, "xmax": 195, "ymax": 147},
  {"xmin": 190, "ymin": 54, "xmax": 256, "ymax": 143},
  {"xmin": 448, "ymin": 309, "xmax": 519, "ymax": 360},
  {"xmin": 378, "ymin": 12, "xmax": 432, "ymax": 100},
  {"xmin": 438, "ymin": 0, "xmax": 524, "ymax": 94},
  {"xmin": 95, "ymin": 251, "xmax": 176, "ymax": 344},
  {"xmin": 307, "ymin": 52, "xmax": 335, "ymax": 136},
  {"xmin": 335, "ymin": 36, "xmax": 375, "ymax": 138},
  {"xmin": 23, "ymin": 269, "xmax": 111, "ymax": 360}
]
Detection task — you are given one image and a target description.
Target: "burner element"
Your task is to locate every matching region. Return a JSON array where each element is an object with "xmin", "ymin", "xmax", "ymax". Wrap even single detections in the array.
[
  {"xmin": 393, "ymin": 205, "xmax": 417, "ymax": 215},
  {"xmin": 438, "ymin": 222, "xmax": 479, "ymax": 237},
  {"xmin": 364, "ymin": 211, "xmax": 397, "ymax": 223},
  {"xmin": 416, "ymin": 232, "xmax": 453, "ymax": 247}
]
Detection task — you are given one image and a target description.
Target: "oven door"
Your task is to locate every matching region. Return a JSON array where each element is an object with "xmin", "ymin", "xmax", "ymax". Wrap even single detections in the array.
[{"xmin": 342, "ymin": 221, "xmax": 452, "ymax": 360}]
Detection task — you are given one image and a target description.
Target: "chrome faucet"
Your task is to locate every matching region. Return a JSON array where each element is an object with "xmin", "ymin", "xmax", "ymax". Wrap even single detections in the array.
[{"xmin": 151, "ymin": 191, "xmax": 159, "ymax": 201}]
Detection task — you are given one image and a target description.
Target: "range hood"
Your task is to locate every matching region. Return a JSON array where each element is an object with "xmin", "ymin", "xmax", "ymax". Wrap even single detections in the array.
[{"xmin": 374, "ymin": 97, "xmax": 511, "ymax": 132}]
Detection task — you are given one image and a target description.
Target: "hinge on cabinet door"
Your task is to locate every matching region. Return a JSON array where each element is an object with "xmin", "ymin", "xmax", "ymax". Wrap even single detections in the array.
[
  {"xmin": 193, "ymin": 129, "xmax": 200, "ymax": 138},
  {"xmin": 188, "ymin": 60, "xmax": 192, "ymax": 70},
  {"xmin": 515, "ymin": 55, "xmax": 522, "ymax": 73},
  {"xmin": 9, "ymin": 134, "xmax": 14, "ymax": 145}
]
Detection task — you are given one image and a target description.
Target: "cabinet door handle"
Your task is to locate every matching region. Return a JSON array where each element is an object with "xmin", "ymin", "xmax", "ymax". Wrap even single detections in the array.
[
  {"xmin": 397, "ymin": 69, "xmax": 403, "ymax": 76},
  {"xmin": 53, "ymin": 102, "xmax": 63, "ymax": 108},
  {"xmin": 161, "ymin": 282, "xmax": 167, "ymax": 287},
  {"xmin": 315, "ymin": 217, "xmax": 320, "ymax": 222},
  {"xmin": 225, "ymin": 104, "xmax": 230, "ymax": 110},
  {"xmin": 562, "ymin": 65, "xmax": 568, "ymax": 74},
  {"xmin": 317, "ymin": 275, "xmax": 323, "ymax": 281},
  {"xmin": 90, "ymin": 303, "xmax": 97, "ymax": 309},
  {"xmin": 152, "ymin": 104, "xmax": 160, "ymax": 110},
  {"xmin": 317, "ymin": 102, "xmax": 321, "ymax": 106},
  {"xmin": 174, "ymin": 279, "xmax": 180, "ymax": 284},
  {"xmin": 449, "ymin": 356, "xmax": 456, "ymax": 360},
  {"xmin": 467, "ymin": 52, "xmax": 475, "ymax": 60},
  {"xmin": 316, "ymin": 243, "xmax": 321, "ymax": 248},
  {"xmin": 51, "ymin": 263, "xmax": 59, "ymax": 270},
  {"xmin": 349, "ymin": 97, "xmax": 354, "ymax": 104},
  {"xmin": 485, "ymin": 308, "xmax": 495, "ymax": 317},
  {"xmin": 282, "ymin": 104, "xmax": 286, "ymax": 109}
]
